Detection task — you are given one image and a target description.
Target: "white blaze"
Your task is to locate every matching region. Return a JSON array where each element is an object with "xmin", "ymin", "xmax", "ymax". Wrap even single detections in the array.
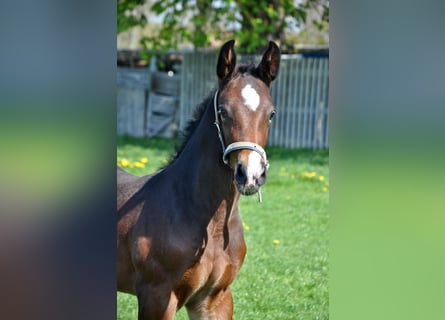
[
  {"xmin": 246, "ymin": 151, "xmax": 263, "ymax": 184},
  {"xmin": 241, "ymin": 84, "xmax": 260, "ymax": 111}
]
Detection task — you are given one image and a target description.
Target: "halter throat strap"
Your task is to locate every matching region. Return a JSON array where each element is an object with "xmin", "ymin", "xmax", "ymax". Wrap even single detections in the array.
[
  {"xmin": 213, "ymin": 90, "xmax": 269, "ymax": 168},
  {"xmin": 213, "ymin": 90, "xmax": 227, "ymax": 156}
]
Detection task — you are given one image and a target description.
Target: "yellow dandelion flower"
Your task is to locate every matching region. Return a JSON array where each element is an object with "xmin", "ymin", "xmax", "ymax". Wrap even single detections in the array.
[
  {"xmin": 319, "ymin": 175, "xmax": 325, "ymax": 182},
  {"xmin": 322, "ymin": 187, "xmax": 328, "ymax": 192},
  {"xmin": 140, "ymin": 157, "xmax": 148, "ymax": 164},
  {"xmin": 302, "ymin": 171, "xmax": 316, "ymax": 179},
  {"xmin": 273, "ymin": 239, "xmax": 280, "ymax": 245},
  {"xmin": 244, "ymin": 225, "xmax": 250, "ymax": 231},
  {"xmin": 119, "ymin": 159, "xmax": 130, "ymax": 167},
  {"xmin": 133, "ymin": 161, "xmax": 145, "ymax": 168}
]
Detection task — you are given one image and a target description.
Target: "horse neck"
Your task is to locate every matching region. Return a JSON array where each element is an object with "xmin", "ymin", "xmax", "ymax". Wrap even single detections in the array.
[{"xmin": 171, "ymin": 98, "xmax": 239, "ymax": 215}]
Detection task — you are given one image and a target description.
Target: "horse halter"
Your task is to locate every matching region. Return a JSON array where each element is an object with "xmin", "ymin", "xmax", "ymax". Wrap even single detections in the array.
[{"xmin": 213, "ymin": 90, "xmax": 269, "ymax": 201}]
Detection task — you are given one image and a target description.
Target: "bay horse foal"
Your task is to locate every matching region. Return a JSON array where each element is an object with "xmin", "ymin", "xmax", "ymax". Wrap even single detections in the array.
[{"xmin": 117, "ymin": 40, "xmax": 280, "ymax": 319}]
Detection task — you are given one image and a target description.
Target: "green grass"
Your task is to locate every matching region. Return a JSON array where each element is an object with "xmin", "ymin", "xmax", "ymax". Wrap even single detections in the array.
[{"xmin": 117, "ymin": 136, "xmax": 329, "ymax": 319}]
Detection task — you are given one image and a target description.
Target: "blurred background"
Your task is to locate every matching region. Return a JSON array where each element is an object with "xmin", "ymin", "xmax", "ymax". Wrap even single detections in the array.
[{"xmin": 116, "ymin": 0, "xmax": 330, "ymax": 147}]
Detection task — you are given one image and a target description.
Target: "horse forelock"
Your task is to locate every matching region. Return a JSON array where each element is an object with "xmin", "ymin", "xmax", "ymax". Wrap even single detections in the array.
[
  {"xmin": 219, "ymin": 62, "xmax": 258, "ymax": 86},
  {"xmin": 235, "ymin": 62, "xmax": 257, "ymax": 76}
]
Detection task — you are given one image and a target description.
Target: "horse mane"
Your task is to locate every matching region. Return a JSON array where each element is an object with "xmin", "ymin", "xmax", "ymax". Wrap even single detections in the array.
[
  {"xmin": 169, "ymin": 90, "xmax": 214, "ymax": 163},
  {"xmin": 168, "ymin": 61, "xmax": 258, "ymax": 164}
]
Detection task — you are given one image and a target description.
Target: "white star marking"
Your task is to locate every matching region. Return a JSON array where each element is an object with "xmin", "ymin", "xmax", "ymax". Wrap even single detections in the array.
[{"xmin": 241, "ymin": 84, "xmax": 260, "ymax": 111}]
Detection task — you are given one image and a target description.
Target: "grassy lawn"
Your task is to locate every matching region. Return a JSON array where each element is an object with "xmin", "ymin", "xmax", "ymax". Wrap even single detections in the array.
[{"xmin": 117, "ymin": 136, "xmax": 329, "ymax": 319}]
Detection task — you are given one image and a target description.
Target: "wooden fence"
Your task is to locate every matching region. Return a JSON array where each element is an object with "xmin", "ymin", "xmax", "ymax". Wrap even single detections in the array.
[
  {"xmin": 117, "ymin": 52, "xmax": 329, "ymax": 148},
  {"xmin": 117, "ymin": 67, "xmax": 180, "ymax": 138},
  {"xmin": 117, "ymin": 67, "xmax": 150, "ymax": 137},
  {"xmin": 179, "ymin": 52, "xmax": 329, "ymax": 148}
]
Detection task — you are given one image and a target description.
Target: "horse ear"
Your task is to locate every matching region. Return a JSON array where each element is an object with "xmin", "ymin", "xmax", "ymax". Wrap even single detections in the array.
[
  {"xmin": 256, "ymin": 41, "xmax": 281, "ymax": 86},
  {"xmin": 217, "ymin": 40, "xmax": 237, "ymax": 83}
]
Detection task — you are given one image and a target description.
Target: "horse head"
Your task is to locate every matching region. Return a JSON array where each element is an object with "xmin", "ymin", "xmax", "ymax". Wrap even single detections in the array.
[{"xmin": 214, "ymin": 40, "xmax": 281, "ymax": 196}]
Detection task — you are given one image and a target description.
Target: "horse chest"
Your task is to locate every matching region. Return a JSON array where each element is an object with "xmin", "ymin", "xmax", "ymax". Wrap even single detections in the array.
[{"xmin": 176, "ymin": 227, "xmax": 246, "ymax": 307}]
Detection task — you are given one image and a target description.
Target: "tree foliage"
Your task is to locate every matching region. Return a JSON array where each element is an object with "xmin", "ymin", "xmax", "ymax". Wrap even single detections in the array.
[
  {"xmin": 117, "ymin": 0, "xmax": 147, "ymax": 34},
  {"xmin": 117, "ymin": 0, "xmax": 329, "ymax": 53}
]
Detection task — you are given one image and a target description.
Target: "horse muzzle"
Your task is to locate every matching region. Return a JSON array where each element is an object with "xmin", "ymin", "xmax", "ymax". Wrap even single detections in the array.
[
  {"xmin": 223, "ymin": 142, "xmax": 269, "ymax": 196},
  {"xmin": 234, "ymin": 161, "xmax": 267, "ymax": 195}
]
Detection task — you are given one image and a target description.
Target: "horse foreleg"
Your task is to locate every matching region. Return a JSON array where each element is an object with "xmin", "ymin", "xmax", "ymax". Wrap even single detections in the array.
[
  {"xmin": 186, "ymin": 288, "xmax": 234, "ymax": 320},
  {"xmin": 136, "ymin": 283, "xmax": 178, "ymax": 320}
]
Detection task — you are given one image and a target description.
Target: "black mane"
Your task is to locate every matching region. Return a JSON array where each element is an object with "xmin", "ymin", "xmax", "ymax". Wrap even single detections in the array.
[
  {"xmin": 169, "ymin": 61, "xmax": 258, "ymax": 164},
  {"xmin": 236, "ymin": 62, "xmax": 258, "ymax": 77},
  {"xmin": 169, "ymin": 90, "xmax": 215, "ymax": 163}
]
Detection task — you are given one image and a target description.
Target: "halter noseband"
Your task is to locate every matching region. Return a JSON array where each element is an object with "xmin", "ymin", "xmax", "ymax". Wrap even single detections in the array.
[{"xmin": 213, "ymin": 90, "xmax": 269, "ymax": 169}]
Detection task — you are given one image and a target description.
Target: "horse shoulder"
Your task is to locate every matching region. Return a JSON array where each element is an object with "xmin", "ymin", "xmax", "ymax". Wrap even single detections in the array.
[{"xmin": 213, "ymin": 209, "xmax": 247, "ymax": 288}]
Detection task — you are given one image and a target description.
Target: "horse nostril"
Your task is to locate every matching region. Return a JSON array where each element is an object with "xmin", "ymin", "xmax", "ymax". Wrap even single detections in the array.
[
  {"xmin": 235, "ymin": 164, "xmax": 247, "ymax": 185},
  {"xmin": 257, "ymin": 166, "xmax": 267, "ymax": 185}
]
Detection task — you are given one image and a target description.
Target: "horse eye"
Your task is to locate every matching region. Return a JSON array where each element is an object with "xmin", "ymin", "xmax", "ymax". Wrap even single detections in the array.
[
  {"xmin": 218, "ymin": 107, "xmax": 229, "ymax": 120},
  {"xmin": 269, "ymin": 110, "xmax": 276, "ymax": 121}
]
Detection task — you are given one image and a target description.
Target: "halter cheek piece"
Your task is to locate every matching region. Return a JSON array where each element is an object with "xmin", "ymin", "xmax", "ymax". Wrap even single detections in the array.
[{"xmin": 213, "ymin": 90, "xmax": 269, "ymax": 202}]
